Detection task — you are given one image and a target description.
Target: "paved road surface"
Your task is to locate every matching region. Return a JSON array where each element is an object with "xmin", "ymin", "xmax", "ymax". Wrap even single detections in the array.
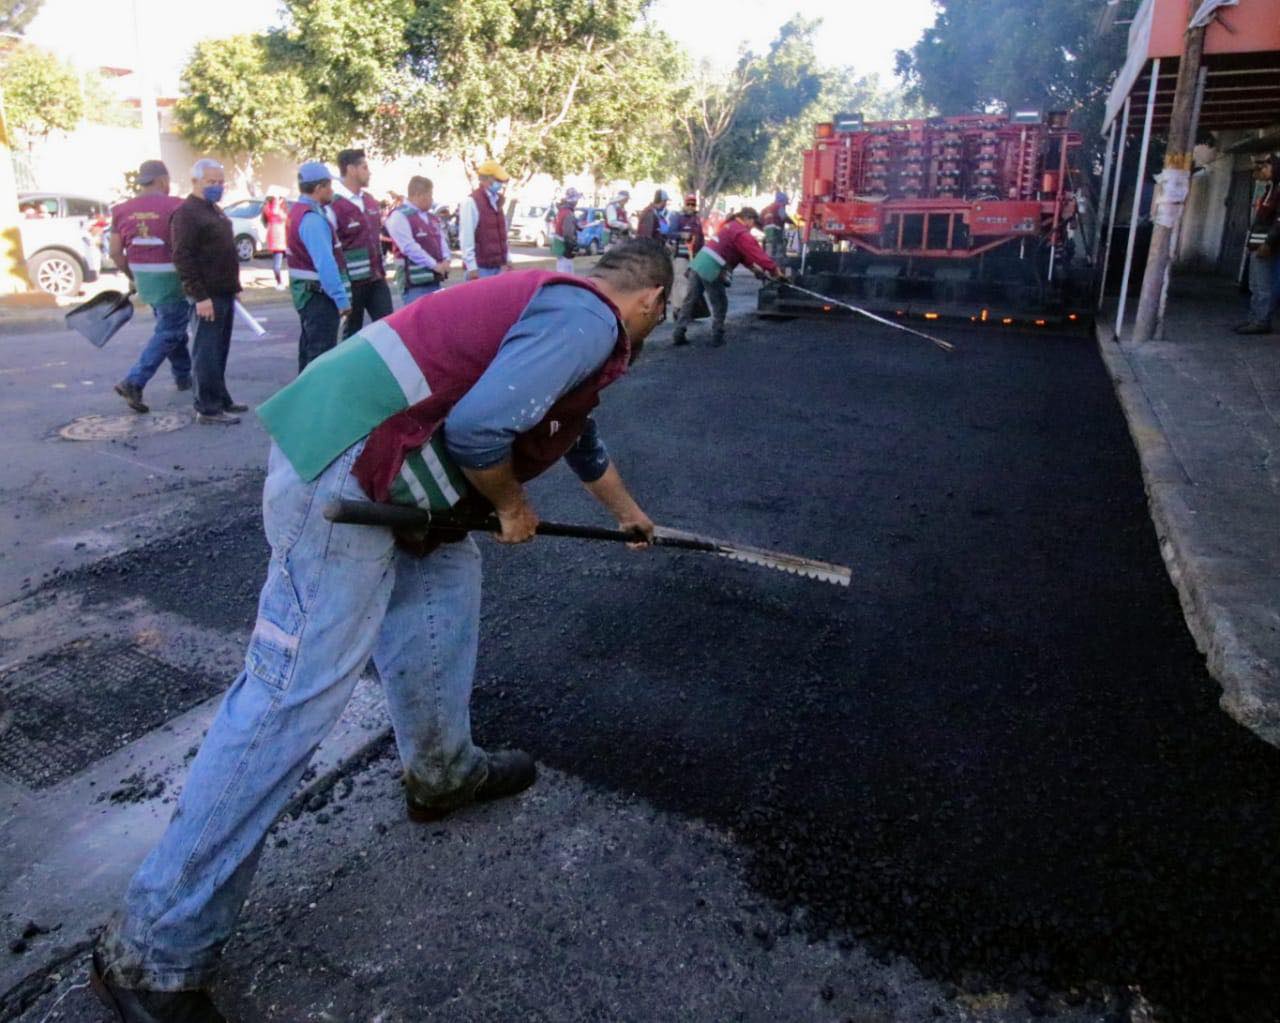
[{"xmin": 3, "ymin": 294, "xmax": 1278, "ymax": 1022}]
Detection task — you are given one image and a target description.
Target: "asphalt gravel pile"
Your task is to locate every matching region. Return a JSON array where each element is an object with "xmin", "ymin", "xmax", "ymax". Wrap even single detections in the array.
[{"xmin": 50, "ymin": 315, "xmax": 1280, "ymax": 1021}]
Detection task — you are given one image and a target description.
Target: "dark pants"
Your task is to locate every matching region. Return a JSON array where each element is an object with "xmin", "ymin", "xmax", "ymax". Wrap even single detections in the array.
[
  {"xmin": 675, "ymin": 272, "xmax": 728, "ymax": 340},
  {"xmin": 125, "ymin": 300, "xmax": 191, "ymax": 390},
  {"xmin": 402, "ymin": 282, "xmax": 442, "ymax": 306},
  {"xmin": 343, "ymin": 278, "xmax": 394, "ymax": 339},
  {"xmin": 192, "ymin": 294, "xmax": 235, "ymax": 415},
  {"xmin": 298, "ymin": 293, "xmax": 342, "ymax": 373}
]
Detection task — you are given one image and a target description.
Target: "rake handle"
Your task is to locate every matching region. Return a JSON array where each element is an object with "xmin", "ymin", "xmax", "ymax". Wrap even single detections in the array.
[{"xmin": 323, "ymin": 500, "xmax": 719, "ymax": 552}]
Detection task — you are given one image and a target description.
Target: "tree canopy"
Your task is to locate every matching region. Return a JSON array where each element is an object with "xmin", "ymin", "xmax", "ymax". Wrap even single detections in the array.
[
  {"xmin": 174, "ymin": 34, "xmax": 346, "ymax": 183},
  {"xmin": 895, "ymin": 0, "xmax": 1124, "ymax": 139},
  {"xmin": 669, "ymin": 16, "xmax": 826, "ymax": 207},
  {"xmin": 0, "ymin": 0, "xmax": 42, "ymax": 34},
  {"xmin": 0, "ymin": 44, "xmax": 83, "ymax": 143}
]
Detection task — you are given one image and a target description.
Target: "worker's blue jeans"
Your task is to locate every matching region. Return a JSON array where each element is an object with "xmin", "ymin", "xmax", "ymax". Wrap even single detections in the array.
[
  {"xmin": 1246, "ymin": 249, "xmax": 1280, "ymax": 326},
  {"xmin": 99, "ymin": 440, "xmax": 486, "ymax": 991},
  {"xmin": 124, "ymin": 300, "xmax": 191, "ymax": 390},
  {"xmin": 401, "ymin": 281, "xmax": 441, "ymax": 305},
  {"xmin": 476, "ymin": 266, "xmax": 502, "ymax": 278}
]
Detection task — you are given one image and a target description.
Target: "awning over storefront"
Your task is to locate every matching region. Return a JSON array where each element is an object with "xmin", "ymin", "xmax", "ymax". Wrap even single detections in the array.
[{"xmin": 1096, "ymin": 0, "xmax": 1280, "ymax": 337}]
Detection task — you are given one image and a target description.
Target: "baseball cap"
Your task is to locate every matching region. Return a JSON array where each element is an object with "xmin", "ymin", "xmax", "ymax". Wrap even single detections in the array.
[
  {"xmin": 563, "ymin": 187, "xmax": 582, "ymax": 202},
  {"xmin": 655, "ymin": 188, "xmax": 670, "ymax": 202},
  {"xmin": 476, "ymin": 160, "xmax": 510, "ymax": 182},
  {"xmin": 137, "ymin": 160, "xmax": 169, "ymax": 185},
  {"xmin": 775, "ymin": 191, "xmax": 789, "ymax": 203},
  {"xmin": 298, "ymin": 161, "xmax": 335, "ymax": 185}
]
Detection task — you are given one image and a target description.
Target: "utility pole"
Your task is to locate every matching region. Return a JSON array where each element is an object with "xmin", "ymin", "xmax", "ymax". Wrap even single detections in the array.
[{"xmin": 1131, "ymin": 0, "xmax": 1210, "ymax": 343}]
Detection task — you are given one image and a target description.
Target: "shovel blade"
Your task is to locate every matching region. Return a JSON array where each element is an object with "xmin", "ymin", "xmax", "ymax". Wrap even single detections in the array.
[{"xmin": 65, "ymin": 290, "xmax": 134, "ymax": 348}]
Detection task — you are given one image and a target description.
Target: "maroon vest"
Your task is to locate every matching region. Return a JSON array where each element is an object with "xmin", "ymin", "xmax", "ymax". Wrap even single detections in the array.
[
  {"xmin": 111, "ymin": 193, "xmax": 182, "ymax": 265},
  {"xmin": 331, "ymin": 190, "xmax": 384, "ymax": 279},
  {"xmin": 353, "ymin": 271, "xmax": 630, "ymax": 502},
  {"xmin": 760, "ymin": 201, "xmax": 784, "ymax": 228},
  {"xmin": 285, "ymin": 201, "xmax": 347, "ymax": 279},
  {"xmin": 470, "ymin": 187, "xmax": 508, "ymax": 269}
]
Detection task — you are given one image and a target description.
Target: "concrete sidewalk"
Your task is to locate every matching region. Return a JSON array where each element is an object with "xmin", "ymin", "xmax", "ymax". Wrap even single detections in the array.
[{"xmin": 1098, "ymin": 275, "xmax": 1280, "ymax": 746}]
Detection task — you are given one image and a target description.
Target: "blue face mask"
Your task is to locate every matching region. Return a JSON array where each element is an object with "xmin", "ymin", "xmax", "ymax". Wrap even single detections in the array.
[
  {"xmin": 486, "ymin": 181, "xmax": 503, "ymax": 199},
  {"xmin": 202, "ymin": 184, "xmax": 224, "ymax": 204}
]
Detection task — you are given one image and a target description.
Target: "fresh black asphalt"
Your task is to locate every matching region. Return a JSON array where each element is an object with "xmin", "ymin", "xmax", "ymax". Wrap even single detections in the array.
[{"xmin": 50, "ymin": 313, "xmax": 1280, "ymax": 1021}]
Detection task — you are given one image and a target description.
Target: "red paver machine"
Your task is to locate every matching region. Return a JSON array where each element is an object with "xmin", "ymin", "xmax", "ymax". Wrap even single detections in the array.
[{"xmin": 758, "ymin": 111, "xmax": 1093, "ymax": 327}]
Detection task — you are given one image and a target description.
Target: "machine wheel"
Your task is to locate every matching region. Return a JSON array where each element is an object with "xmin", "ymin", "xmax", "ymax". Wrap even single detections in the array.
[
  {"xmin": 535, "ymin": 230, "xmax": 548, "ymax": 248},
  {"xmin": 28, "ymin": 250, "xmax": 83, "ymax": 296},
  {"xmin": 234, "ymin": 234, "xmax": 256, "ymax": 263}
]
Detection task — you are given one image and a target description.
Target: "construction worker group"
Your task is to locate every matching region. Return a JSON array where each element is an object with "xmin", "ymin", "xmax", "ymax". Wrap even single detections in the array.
[{"xmin": 110, "ymin": 158, "xmax": 793, "ymax": 421}]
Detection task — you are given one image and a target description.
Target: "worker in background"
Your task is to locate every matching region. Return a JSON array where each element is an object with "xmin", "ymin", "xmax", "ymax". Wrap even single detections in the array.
[
  {"xmin": 332, "ymin": 148, "xmax": 392, "ymax": 337},
  {"xmin": 665, "ymin": 193, "xmax": 705, "ymax": 314},
  {"xmin": 385, "ymin": 175, "xmax": 452, "ymax": 305},
  {"xmin": 759, "ymin": 191, "xmax": 794, "ymax": 263},
  {"xmin": 171, "ymin": 158, "xmax": 247, "ymax": 425},
  {"xmin": 636, "ymin": 189, "xmax": 669, "ymax": 241},
  {"xmin": 460, "ymin": 160, "xmax": 513, "ymax": 280},
  {"xmin": 551, "ymin": 187, "xmax": 581, "ymax": 273},
  {"xmin": 672, "ymin": 207, "xmax": 784, "ymax": 348},
  {"xmin": 90, "ymin": 241, "xmax": 674, "ymax": 1023},
  {"xmin": 604, "ymin": 190, "xmax": 631, "ymax": 249},
  {"xmin": 1236, "ymin": 154, "xmax": 1280, "ymax": 335},
  {"xmin": 110, "ymin": 160, "xmax": 189, "ymax": 415},
  {"xmin": 287, "ymin": 161, "xmax": 352, "ymax": 372}
]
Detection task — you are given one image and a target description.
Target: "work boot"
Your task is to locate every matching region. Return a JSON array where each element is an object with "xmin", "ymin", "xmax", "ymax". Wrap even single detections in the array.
[
  {"xmin": 114, "ymin": 381, "xmax": 149, "ymax": 414},
  {"xmin": 174, "ymin": 377, "xmax": 192, "ymax": 392},
  {"xmin": 195, "ymin": 411, "xmax": 240, "ymax": 425},
  {"xmin": 405, "ymin": 750, "xmax": 537, "ymax": 823},
  {"xmin": 89, "ymin": 949, "xmax": 226, "ymax": 1023},
  {"xmin": 671, "ymin": 327, "xmax": 689, "ymax": 347},
  {"xmin": 223, "ymin": 400, "xmax": 250, "ymax": 413},
  {"xmin": 1234, "ymin": 321, "xmax": 1272, "ymax": 335}
]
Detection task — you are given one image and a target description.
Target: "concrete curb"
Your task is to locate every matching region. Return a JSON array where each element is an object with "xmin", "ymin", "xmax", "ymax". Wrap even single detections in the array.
[{"xmin": 1095, "ymin": 324, "xmax": 1280, "ymax": 747}]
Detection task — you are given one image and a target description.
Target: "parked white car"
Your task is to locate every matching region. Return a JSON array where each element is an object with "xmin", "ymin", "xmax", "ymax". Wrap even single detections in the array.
[
  {"xmin": 508, "ymin": 203, "xmax": 551, "ymax": 246},
  {"xmin": 16, "ymin": 192, "xmax": 106, "ymax": 296},
  {"xmin": 223, "ymin": 197, "xmax": 296, "ymax": 262}
]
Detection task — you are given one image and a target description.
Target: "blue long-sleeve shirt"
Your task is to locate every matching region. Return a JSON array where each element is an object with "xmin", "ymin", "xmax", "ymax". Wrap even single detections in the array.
[
  {"xmin": 296, "ymin": 197, "xmax": 349, "ymax": 308},
  {"xmin": 442, "ymin": 283, "xmax": 617, "ymax": 482}
]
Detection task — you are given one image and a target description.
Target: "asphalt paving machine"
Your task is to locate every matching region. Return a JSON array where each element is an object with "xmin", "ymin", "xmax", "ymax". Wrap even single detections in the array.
[{"xmin": 758, "ymin": 110, "xmax": 1093, "ymax": 328}]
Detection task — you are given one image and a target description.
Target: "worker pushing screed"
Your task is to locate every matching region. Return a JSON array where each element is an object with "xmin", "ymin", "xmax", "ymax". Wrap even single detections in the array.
[{"xmin": 90, "ymin": 241, "xmax": 677, "ymax": 1022}]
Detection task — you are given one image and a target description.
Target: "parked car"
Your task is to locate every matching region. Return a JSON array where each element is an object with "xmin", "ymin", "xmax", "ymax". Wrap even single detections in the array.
[
  {"xmin": 223, "ymin": 197, "xmax": 294, "ymax": 262},
  {"xmin": 508, "ymin": 203, "xmax": 551, "ymax": 246},
  {"xmin": 16, "ymin": 192, "xmax": 106, "ymax": 296},
  {"xmin": 575, "ymin": 207, "xmax": 607, "ymax": 255}
]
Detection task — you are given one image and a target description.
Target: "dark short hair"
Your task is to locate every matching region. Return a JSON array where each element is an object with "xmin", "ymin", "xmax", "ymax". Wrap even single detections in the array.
[
  {"xmin": 407, "ymin": 175, "xmax": 433, "ymax": 196},
  {"xmin": 337, "ymin": 148, "xmax": 366, "ymax": 175},
  {"xmin": 589, "ymin": 239, "xmax": 674, "ymax": 299}
]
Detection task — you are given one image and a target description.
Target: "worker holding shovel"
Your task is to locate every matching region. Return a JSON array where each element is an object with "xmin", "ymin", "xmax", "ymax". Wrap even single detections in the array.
[{"xmin": 91, "ymin": 240, "xmax": 673, "ymax": 1023}]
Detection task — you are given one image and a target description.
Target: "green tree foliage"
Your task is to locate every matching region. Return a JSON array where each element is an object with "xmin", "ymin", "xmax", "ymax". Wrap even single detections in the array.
[
  {"xmin": 895, "ymin": 0, "xmax": 1124, "ymax": 140},
  {"xmin": 0, "ymin": 0, "xmax": 42, "ymax": 34},
  {"xmin": 761, "ymin": 71, "xmax": 926, "ymax": 196},
  {"xmin": 174, "ymin": 35, "xmax": 346, "ymax": 182},
  {"xmin": 670, "ymin": 16, "xmax": 825, "ymax": 207},
  {"xmin": 393, "ymin": 0, "xmax": 675, "ymax": 181},
  {"xmin": 0, "ymin": 45, "xmax": 83, "ymax": 143}
]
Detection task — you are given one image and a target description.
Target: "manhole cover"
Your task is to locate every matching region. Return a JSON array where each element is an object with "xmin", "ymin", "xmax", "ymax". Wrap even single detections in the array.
[
  {"xmin": 0, "ymin": 640, "xmax": 221, "ymax": 789},
  {"xmin": 59, "ymin": 411, "xmax": 191, "ymax": 442}
]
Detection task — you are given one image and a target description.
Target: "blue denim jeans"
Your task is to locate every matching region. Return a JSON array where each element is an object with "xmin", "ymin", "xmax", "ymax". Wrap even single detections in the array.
[
  {"xmin": 100, "ymin": 440, "xmax": 486, "ymax": 990},
  {"xmin": 125, "ymin": 300, "xmax": 191, "ymax": 389},
  {"xmin": 1246, "ymin": 249, "xmax": 1280, "ymax": 326},
  {"xmin": 476, "ymin": 266, "xmax": 502, "ymax": 278},
  {"xmin": 401, "ymin": 281, "xmax": 441, "ymax": 305}
]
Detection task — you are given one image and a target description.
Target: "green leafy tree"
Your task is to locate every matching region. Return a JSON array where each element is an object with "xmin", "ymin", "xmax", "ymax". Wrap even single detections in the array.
[
  {"xmin": 0, "ymin": 0, "xmax": 42, "ymax": 34},
  {"xmin": 174, "ymin": 35, "xmax": 346, "ymax": 188},
  {"xmin": 82, "ymin": 71, "xmax": 138, "ymax": 129},
  {"xmin": 0, "ymin": 45, "xmax": 83, "ymax": 144},
  {"xmin": 670, "ymin": 16, "xmax": 825, "ymax": 208},
  {"xmin": 895, "ymin": 0, "xmax": 1124, "ymax": 142},
  {"xmin": 760, "ymin": 71, "xmax": 927, "ymax": 196}
]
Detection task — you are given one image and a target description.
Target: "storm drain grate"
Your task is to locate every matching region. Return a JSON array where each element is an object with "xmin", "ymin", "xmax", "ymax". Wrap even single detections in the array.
[{"xmin": 0, "ymin": 640, "xmax": 222, "ymax": 790}]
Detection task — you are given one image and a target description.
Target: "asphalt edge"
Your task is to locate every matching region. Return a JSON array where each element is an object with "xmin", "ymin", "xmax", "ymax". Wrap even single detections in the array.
[{"xmin": 1094, "ymin": 322, "xmax": 1280, "ymax": 748}]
